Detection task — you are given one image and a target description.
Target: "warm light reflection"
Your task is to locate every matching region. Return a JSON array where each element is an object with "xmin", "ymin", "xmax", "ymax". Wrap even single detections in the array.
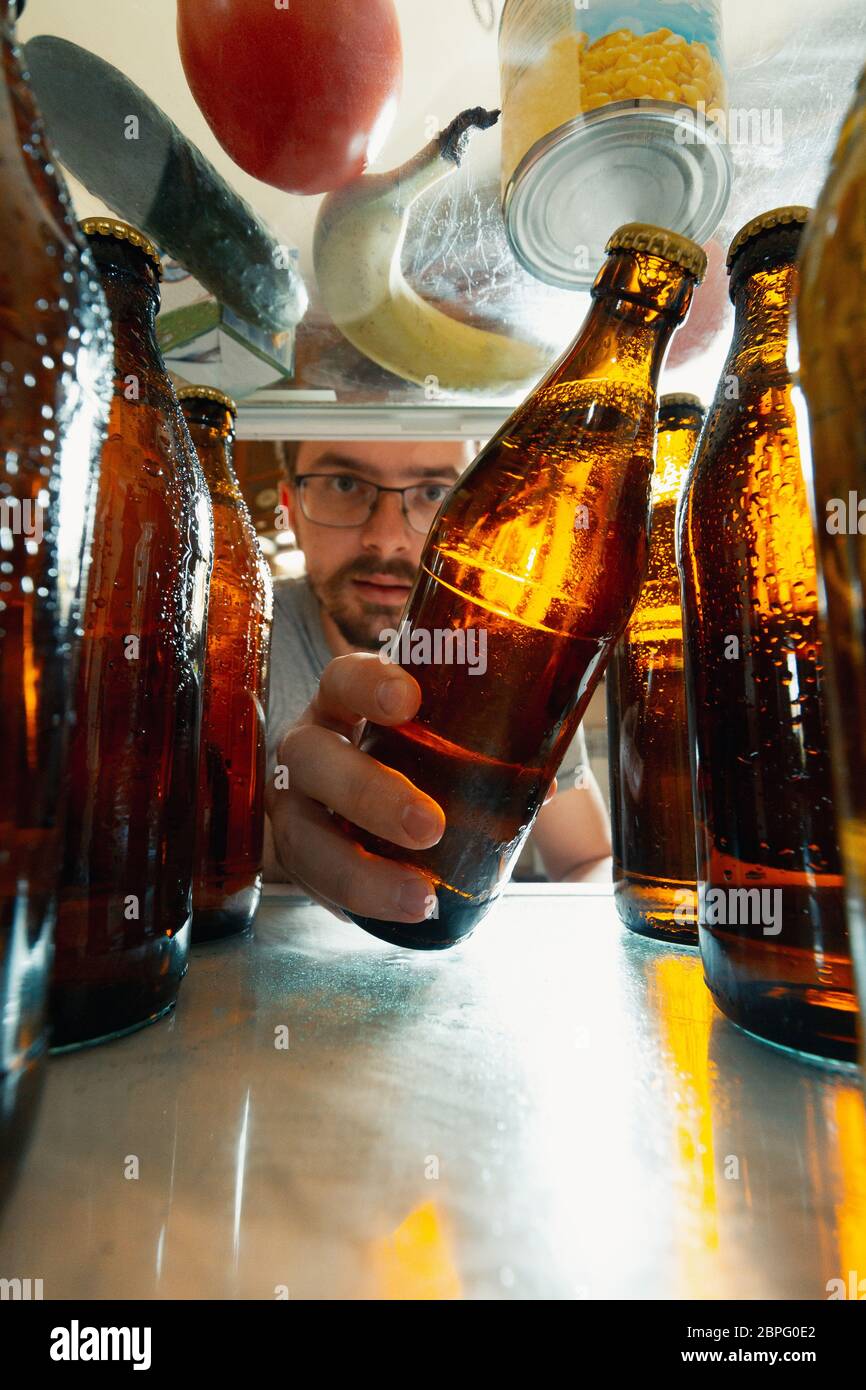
[
  {"xmin": 830, "ymin": 1085, "xmax": 866, "ymax": 1283},
  {"xmin": 369, "ymin": 1201, "xmax": 462, "ymax": 1300},
  {"xmin": 23, "ymin": 598, "xmax": 38, "ymax": 767},
  {"xmin": 649, "ymin": 955, "xmax": 720, "ymax": 1270}
]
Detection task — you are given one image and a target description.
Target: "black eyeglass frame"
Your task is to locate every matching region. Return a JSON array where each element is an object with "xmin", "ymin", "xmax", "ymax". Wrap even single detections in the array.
[{"xmin": 294, "ymin": 472, "xmax": 450, "ymax": 534}]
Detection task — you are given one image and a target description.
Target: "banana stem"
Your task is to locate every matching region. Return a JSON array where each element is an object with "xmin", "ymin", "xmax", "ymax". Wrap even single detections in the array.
[
  {"xmin": 391, "ymin": 106, "xmax": 501, "ymax": 213},
  {"xmin": 439, "ymin": 106, "xmax": 501, "ymax": 165}
]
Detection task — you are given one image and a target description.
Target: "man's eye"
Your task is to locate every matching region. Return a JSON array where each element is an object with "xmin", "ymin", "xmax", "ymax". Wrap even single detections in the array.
[
  {"xmin": 329, "ymin": 476, "xmax": 358, "ymax": 495},
  {"xmin": 421, "ymin": 484, "xmax": 449, "ymax": 504}
]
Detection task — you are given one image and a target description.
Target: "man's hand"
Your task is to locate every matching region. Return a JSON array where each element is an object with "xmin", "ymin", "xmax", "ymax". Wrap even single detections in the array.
[{"xmin": 265, "ymin": 653, "xmax": 446, "ymax": 923}]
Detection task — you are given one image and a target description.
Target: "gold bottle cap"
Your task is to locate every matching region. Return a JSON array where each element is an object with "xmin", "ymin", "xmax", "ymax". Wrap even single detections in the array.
[
  {"xmin": 659, "ymin": 392, "xmax": 704, "ymax": 413},
  {"xmin": 726, "ymin": 206, "xmax": 811, "ymax": 270},
  {"xmin": 176, "ymin": 384, "xmax": 238, "ymax": 418},
  {"xmin": 606, "ymin": 224, "xmax": 708, "ymax": 283},
  {"xmin": 79, "ymin": 218, "xmax": 163, "ymax": 277}
]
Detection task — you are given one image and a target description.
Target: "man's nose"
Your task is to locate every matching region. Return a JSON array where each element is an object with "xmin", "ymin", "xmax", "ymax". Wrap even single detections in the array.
[{"xmin": 360, "ymin": 489, "xmax": 412, "ymax": 553}]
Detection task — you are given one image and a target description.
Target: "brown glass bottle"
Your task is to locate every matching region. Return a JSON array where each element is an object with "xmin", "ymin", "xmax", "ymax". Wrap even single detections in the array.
[
  {"xmin": 0, "ymin": 0, "xmax": 112, "ymax": 1202},
  {"xmin": 178, "ymin": 387, "xmax": 273, "ymax": 942},
  {"xmin": 51, "ymin": 219, "xmax": 213, "ymax": 1050},
  {"xmin": 345, "ymin": 223, "xmax": 706, "ymax": 949},
  {"xmin": 678, "ymin": 208, "xmax": 856, "ymax": 1063},
  {"xmin": 608, "ymin": 394, "xmax": 704, "ymax": 946},
  {"xmin": 797, "ymin": 70, "xmax": 866, "ymax": 1070}
]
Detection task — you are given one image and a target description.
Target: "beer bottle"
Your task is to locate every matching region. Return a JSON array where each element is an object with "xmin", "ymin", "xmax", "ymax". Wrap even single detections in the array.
[
  {"xmin": 177, "ymin": 387, "xmax": 273, "ymax": 942},
  {"xmin": 0, "ymin": 0, "xmax": 112, "ymax": 1199},
  {"xmin": 51, "ymin": 219, "xmax": 213, "ymax": 1049},
  {"xmin": 797, "ymin": 69, "xmax": 866, "ymax": 1066},
  {"xmin": 346, "ymin": 223, "xmax": 706, "ymax": 950},
  {"xmin": 608, "ymin": 394, "xmax": 704, "ymax": 946},
  {"xmin": 678, "ymin": 208, "xmax": 856, "ymax": 1063}
]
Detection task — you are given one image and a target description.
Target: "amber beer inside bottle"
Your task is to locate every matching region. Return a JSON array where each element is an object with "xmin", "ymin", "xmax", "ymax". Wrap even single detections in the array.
[
  {"xmin": 178, "ymin": 388, "xmax": 273, "ymax": 942},
  {"xmin": 0, "ymin": 0, "xmax": 111, "ymax": 1200},
  {"xmin": 678, "ymin": 208, "xmax": 856, "ymax": 1063},
  {"xmin": 51, "ymin": 220, "xmax": 212, "ymax": 1049},
  {"xmin": 345, "ymin": 224, "xmax": 706, "ymax": 949},
  {"xmin": 608, "ymin": 395, "xmax": 704, "ymax": 945},
  {"xmin": 797, "ymin": 70, "xmax": 866, "ymax": 1071}
]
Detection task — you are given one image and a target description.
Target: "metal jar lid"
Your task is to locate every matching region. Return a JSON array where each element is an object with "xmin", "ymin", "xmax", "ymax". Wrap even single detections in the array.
[{"xmin": 503, "ymin": 100, "xmax": 731, "ymax": 290}]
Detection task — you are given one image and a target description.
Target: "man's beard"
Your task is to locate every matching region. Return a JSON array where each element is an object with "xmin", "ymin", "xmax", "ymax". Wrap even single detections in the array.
[{"xmin": 313, "ymin": 556, "xmax": 416, "ymax": 652}]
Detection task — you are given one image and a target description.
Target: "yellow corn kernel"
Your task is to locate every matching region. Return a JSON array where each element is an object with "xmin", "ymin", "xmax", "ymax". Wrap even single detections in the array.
[
  {"xmin": 591, "ymin": 43, "xmax": 624, "ymax": 71},
  {"xmin": 595, "ymin": 28, "xmax": 632, "ymax": 50},
  {"xmin": 680, "ymin": 82, "xmax": 701, "ymax": 104},
  {"xmin": 658, "ymin": 84, "xmax": 680, "ymax": 102},
  {"xmin": 624, "ymin": 72, "xmax": 650, "ymax": 97}
]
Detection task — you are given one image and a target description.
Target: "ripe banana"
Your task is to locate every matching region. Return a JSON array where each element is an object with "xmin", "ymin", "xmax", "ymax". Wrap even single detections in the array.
[{"xmin": 313, "ymin": 107, "xmax": 549, "ymax": 394}]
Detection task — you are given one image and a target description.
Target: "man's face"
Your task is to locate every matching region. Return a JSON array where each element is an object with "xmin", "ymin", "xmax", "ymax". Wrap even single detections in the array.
[{"xmin": 289, "ymin": 439, "xmax": 474, "ymax": 652}]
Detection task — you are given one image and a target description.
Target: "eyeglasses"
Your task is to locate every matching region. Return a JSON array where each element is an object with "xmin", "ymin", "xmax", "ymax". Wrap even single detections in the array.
[{"xmin": 295, "ymin": 473, "xmax": 452, "ymax": 534}]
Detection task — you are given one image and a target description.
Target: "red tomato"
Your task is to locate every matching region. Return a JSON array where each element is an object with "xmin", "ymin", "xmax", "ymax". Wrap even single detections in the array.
[{"xmin": 177, "ymin": 0, "xmax": 403, "ymax": 195}]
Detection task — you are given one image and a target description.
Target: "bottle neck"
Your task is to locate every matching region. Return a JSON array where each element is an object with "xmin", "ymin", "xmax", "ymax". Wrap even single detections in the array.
[
  {"xmin": 729, "ymin": 259, "xmax": 797, "ymax": 372},
  {"xmin": 184, "ymin": 409, "xmax": 239, "ymax": 494},
  {"xmin": 554, "ymin": 250, "xmax": 697, "ymax": 393},
  {"xmin": 654, "ymin": 413, "xmax": 703, "ymax": 503},
  {"xmin": 101, "ymin": 270, "xmax": 158, "ymax": 333},
  {"xmin": 86, "ymin": 238, "xmax": 164, "ymax": 380},
  {"xmin": 100, "ymin": 268, "xmax": 162, "ymax": 373}
]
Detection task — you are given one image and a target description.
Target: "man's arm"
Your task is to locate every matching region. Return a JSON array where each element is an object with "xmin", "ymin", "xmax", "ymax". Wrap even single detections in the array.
[{"xmin": 530, "ymin": 772, "xmax": 613, "ymax": 883}]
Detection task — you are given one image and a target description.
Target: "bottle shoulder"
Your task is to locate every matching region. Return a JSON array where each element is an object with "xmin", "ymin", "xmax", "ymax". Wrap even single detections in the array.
[
  {"xmin": 210, "ymin": 499, "xmax": 263, "ymax": 559},
  {"xmin": 103, "ymin": 389, "xmax": 208, "ymax": 498}
]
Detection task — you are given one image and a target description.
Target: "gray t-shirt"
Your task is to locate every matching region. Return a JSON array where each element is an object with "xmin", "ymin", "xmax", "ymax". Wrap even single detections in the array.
[
  {"xmin": 267, "ymin": 576, "xmax": 335, "ymax": 769},
  {"xmin": 266, "ymin": 575, "xmax": 588, "ymax": 791}
]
